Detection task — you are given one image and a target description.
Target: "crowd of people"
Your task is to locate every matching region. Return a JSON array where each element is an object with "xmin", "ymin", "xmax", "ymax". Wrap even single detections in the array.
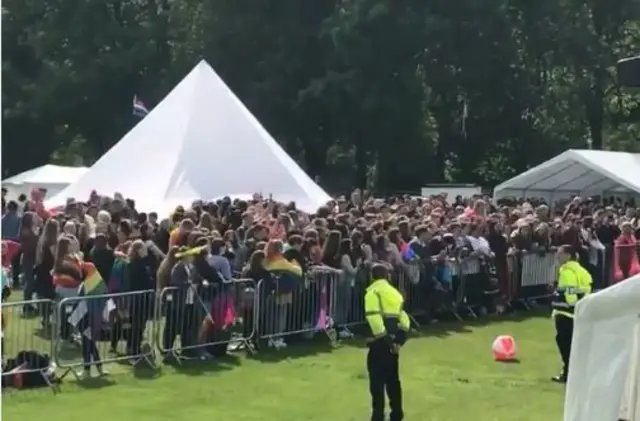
[{"xmin": 1, "ymin": 187, "xmax": 640, "ymax": 382}]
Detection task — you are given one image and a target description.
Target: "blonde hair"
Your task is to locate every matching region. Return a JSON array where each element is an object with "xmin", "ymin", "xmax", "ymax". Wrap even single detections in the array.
[
  {"xmin": 127, "ymin": 239, "xmax": 147, "ymax": 260},
  {"xmin": 265, "ymin": 239, "xmax": 284, "ymax": 261}
]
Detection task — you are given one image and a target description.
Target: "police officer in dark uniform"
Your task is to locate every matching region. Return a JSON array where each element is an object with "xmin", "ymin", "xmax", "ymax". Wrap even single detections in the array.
[{"xmin": 364, "ymin": 263, "xmax": 411, "ymax": 421}]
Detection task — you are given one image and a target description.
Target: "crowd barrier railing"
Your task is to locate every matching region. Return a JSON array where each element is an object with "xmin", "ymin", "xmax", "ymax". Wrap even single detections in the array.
[
  {"xmin": 54, "ymin": 290, "xmax": 157, "ymax": 380},
  {"xmin": 507, "ymin": 251, "xmax": 557, "ymax": 307},
  {"xmin": 3, "ymin": 246, "xmax": 638, "ymax": 391},
  {"xmin": 155, "ymin": 278, "xmax": 256, "ymax": 362},
  {"xmin": 1, "ymin": 299, "xmax": 58, "ymax": 391},
  {"xmin": 255, "ymin": 267, "xmax": 338, "ymax": 348}
]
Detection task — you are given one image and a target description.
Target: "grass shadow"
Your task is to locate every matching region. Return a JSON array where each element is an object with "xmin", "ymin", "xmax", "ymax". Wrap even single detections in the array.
[
  {"xmin": 171, "ymin": 353, "xmax": 242, "ymax": 376},
  {"xmin": 494, "ymin": 358, "xmax": 521, "ymax": 364},
  {"xmin": 248, "ymin": 337, "xmax": 336, "ymax": 363},
  {"xmin": 75, "ymin": 376, "xmax": 117, "ymax": 390},
  {"xmin": 132, "ymin": 363, "xmax": 162, "ymax": 380}
]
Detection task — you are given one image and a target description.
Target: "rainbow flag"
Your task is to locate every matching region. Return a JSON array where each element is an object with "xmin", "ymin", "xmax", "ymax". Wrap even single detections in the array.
[
  {"xmin": 69, "ymin": 262, "xmax": 113, "ymax": 339},
  {"xmin": 81, "ymin": 262, "xmax": 108, "ymax": 296}
]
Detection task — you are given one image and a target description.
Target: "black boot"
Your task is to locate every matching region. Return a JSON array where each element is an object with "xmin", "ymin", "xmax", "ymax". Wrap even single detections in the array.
[{"xmin": 551, "ymin": 369, "xmax": 567, "ymax": 383}]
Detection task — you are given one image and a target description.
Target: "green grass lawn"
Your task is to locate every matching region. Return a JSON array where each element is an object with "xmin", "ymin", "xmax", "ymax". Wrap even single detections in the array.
[{"xmin": 2, "ymin": 311, "xmax": 565, "ymax": 421}]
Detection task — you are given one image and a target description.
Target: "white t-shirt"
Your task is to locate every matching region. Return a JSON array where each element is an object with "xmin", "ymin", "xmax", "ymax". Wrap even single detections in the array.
[{"xmin": 466, "ymin": 235, "xmax": 492, "ymax": 257}]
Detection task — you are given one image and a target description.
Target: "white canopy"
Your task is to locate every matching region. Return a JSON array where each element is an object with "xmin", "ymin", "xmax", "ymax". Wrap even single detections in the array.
[
  {"xmin": 493, "ymin": 150, "xmax": 640, "ymax": 200},
  {"xmin": 3, "ymin": 164, "xmax": 88, "ymax": 200},
  {"xmin": 46, "ymin": 60, "xmax": 331, "ymax": 213},
  {"xmin": 564, "ymin": 275, "xmax": 640, "ymax": 421}
]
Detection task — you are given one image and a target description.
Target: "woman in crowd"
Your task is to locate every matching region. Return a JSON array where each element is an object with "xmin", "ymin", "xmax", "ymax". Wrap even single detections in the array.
[
  {"xmin": 335, "ymin": 238, "xmax": 357, "ymax": 339},
  {"xmin": 156, "ymin": 246, "xmax": 179, "ymax": 290},
  {"xmin": 19, "ymin": 211, "xmax": 38, "ymax": 312},
  {"xmin": 53, "ymin": 234, "xmax": 105, "ymax": 378},
  {"xmin": 241, "ymin": 250, "xmax": 269, "ymax": 342},
  {"xmin": 126, "ymin": 240, "xmax": 155, "ymax": 358},
  {"xmin": 52, "ymin": 235, "xmax": 83, "ymax": 343},
  {"xmin": 614, "ymin": 221, "xmax": 640, "ymax": 282},
  {"xmin": 34, "ymin": 218, "xmax": 59, "ymax": 327},
  {"xmin": 264, "ymin": 239, "xmax": 302, "ymax": 349},
  {"xmin": 90, "ymin": 233, "xmax": 115, "ymax": 285},
  {"xmin": 208, "ymin": 238, "xmax": 233, "ymax": 281}
]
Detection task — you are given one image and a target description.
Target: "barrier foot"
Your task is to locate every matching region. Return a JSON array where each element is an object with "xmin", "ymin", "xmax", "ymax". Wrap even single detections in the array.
[
  {"xmin": 131, "ymin": 343, "xmax": 158, "ymax": 371},
  {"xmin": 325, "ymin": 327, "xmax": 338, "ymax": 346},
  {"xmin": 57, "ymin": 366, "xmax": 77, "ymax": 383},
  {"xmin": 409, "ymin": 314, "xmax": 421, "ymax": 329},
  {"xmin": 161, "ymin": 350, "xmax": 183, "ymax": 365},
  {"xmin": 41, "ymin": 368, "xmax": 60, "ymax": 394},
  {"xmin": 241, "ymin": 338, "xmax": 258, "ymax": 355},
  {"xmin": 450, "ymin": 308, "xmax": 464, "ymax": 322}
]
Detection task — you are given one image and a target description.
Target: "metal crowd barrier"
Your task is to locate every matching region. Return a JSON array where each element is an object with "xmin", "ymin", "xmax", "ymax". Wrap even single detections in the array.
[
  {"xmin": 55, "ymin": 290, "xmax": 157, "ymax": 380},
  {"xmin": 1, "ymin": 299, "xmax": 58, "ymax": 391},
  {"xmin": 5, "ymin": 245, "xmax": 636, "ymax": 391},
  {"xmin": 155, "ymin": 279, "xmax": 256, "ymax": 362},
  {"xmin": 254, "ymin": 267, "xmax": 338, "ymax": 348}
]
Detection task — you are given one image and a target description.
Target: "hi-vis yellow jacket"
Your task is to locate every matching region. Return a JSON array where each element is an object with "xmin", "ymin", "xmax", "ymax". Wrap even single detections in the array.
[
  {"xmin": 552, "ymin": 260, "xmax": 592, "ymax": 319},
  {"xmin": 364, "ymin": 278, "xmax": 410, "ymax": 345}
]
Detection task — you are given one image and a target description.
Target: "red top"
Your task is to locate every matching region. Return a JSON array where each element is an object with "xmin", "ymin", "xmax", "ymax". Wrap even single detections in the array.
[{"xmin": 1, "ymin": 240, "xmax": 20, "ymax": 269}]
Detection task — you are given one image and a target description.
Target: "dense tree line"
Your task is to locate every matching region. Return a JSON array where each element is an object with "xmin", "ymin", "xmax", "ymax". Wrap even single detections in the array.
[{"xmin": 2, "ymin": 0, "xmax": 639, "ymax": 194}]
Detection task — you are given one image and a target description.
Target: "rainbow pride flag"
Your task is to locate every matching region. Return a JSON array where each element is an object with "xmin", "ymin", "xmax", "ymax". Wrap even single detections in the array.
[
  {"xmin": 81, "ymin": 262, "xmax": 108, "ymax": 296},
  {"xmin": 69, "ymin": 262, "xmax": 113, "ymax": 339}
]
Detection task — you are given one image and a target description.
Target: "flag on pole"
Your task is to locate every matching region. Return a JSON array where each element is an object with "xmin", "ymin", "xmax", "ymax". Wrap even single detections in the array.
[{"xmin": 133, "ymin": 95, "xmax": 149, "ymax": 118}]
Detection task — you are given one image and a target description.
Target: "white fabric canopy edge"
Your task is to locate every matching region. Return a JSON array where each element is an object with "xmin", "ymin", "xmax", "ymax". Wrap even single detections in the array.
[
  {"xmin": 3, "ymin": 164, "xmax": 88, "ymax": 186},
  {"xmin": 494, "ymin": 149, "xmax": 640, "ymax": 199},
  {"xmin": 563, "ymin": 274, "xmax": 640, "ymax": 421}
]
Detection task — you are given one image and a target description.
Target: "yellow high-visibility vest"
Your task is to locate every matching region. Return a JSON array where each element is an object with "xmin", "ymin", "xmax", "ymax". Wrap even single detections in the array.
[
  {"xmin": 552, "ymin": 260, "xmax": 592, "ymax": 319},
  {"xmin": 364, "ymin": 279, "xmax": 410, "ymax": 341}
]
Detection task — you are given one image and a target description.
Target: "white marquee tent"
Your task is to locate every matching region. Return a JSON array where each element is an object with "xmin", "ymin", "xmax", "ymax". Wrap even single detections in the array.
[
  {"xmin": 564, "ymin": 274, "xmax": 640, "ymax": 421},
  {"xmin": 46, "ymin": 60, "xmax": 331, "ymax": 213},
  {"xmin": 493, "ymin": 150, "xmax": 640, "ymax": 201},
  {"xmin": 3, "ymin": 164, "xmax": 88, "ymax": 200}
]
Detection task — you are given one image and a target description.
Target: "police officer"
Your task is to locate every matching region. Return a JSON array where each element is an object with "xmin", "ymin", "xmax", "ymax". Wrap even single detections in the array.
[
  {"xmin": 551, "ymin": 244, "xmax": 592, "ymax": 383},
  {"xmin": 364, "ymin": 263, "xmax": 410, "ymax": 421}
]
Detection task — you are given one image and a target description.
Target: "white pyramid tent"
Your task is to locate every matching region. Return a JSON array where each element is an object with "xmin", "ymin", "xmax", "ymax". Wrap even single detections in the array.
[{"xmin": 47, "ymin": 60, "xmax": 331, "ymax": 213}]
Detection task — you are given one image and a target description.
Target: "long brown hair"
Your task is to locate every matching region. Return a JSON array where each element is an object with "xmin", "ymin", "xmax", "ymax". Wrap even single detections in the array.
[
  {"xmin": 19, "ymin": 211, "xmax": 36, "ymax": 235},
  {"xmin": 53, "ymin": 235, "xmax": 73, "ymax": 272},
  {"xmin": 36, "ymin": 219, "xmax": 60, "ymax": 265},
  {"xmin": 247, "ymin": 250, "xmax": 266, "ymax": 274},
  {"xmin": 321, "ymin": 230, "xmax": 342, "ymax": 266},
  {"xmin": 157, "ymin": 246, "xmax": 179, "ymax": 289}
]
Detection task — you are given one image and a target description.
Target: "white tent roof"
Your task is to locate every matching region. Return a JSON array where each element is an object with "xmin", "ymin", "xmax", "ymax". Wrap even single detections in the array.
[
  {"xmin": 493, "ymin": 150, "xmax": 640, "ymax": 199},
  {"xmin": 46, "ymin": 60, "xmax": 331, "ymax": 213},
  {"xmin": 3, "ymin": 164, "xmax": 88, "ymax": 186},
  {"xmin": 564, "ymin": 274, "xmax": 640, "ymax": 421}
]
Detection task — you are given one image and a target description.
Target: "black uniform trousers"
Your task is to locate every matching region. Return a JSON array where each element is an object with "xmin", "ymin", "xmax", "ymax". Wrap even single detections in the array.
[
  {"xmin": 554, "ymin": 314, "xmax": 574, "ymax": 376},
  {"xmin": 367, "ymin": 341, "xmax": 404, "ymax": 421}
]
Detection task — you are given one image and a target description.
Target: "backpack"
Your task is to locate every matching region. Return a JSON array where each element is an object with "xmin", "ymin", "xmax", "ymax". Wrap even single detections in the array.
[{"xmin": 2, "ymin": 351, "xmax": 57, "ymax": 389}]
